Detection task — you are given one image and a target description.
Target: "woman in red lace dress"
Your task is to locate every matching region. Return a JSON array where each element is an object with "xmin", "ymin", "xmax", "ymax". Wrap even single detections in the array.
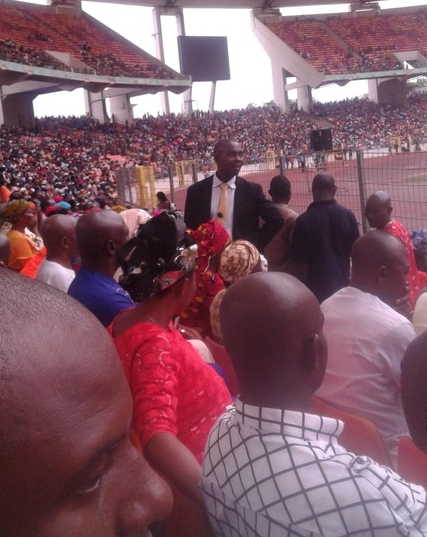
[{"xmin": 108, "ymin": 212, "xmax": 231, "ymax": 506}]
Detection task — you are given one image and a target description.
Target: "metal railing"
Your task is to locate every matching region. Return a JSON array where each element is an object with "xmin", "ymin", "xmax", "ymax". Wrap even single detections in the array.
[{"xmin": 115, "ymin": 148, "xmax": 427, "ymax": 234}]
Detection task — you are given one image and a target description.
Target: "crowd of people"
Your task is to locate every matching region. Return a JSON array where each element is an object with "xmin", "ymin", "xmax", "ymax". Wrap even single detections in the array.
[
  {"xmin": 1, "ymin": 4, "xmax": 426, "ymax": 80},
  {"xmin": 0, "ymin": 94, "xmax": 426, "ymax": 214},
  {"xmin": 1, "ymin": 135, "xmax": 427, "ymax": 536},
  {"xmin": 267, "ymin": 7, "xmax": 427, "ymax": 76},
  {"xmin": 0, "ymin": 3, "xmax": 182, "ymax": 80},
  {"xmin": 0, "ymin": 37, "xmax": 65, "ymax": 70}
]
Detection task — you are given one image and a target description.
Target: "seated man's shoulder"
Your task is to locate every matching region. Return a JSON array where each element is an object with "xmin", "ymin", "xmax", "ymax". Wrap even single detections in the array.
[{"xmin": 204, "ymin": 418, "xmax": 427, "ymax": 536}]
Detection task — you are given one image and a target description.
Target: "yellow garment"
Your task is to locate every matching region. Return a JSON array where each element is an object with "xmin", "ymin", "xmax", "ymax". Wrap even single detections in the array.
[
  {"xmin": 216, "ymin": 183, "xmax": 228, "ymax": 225},
  {"xmin": 0, "ymin": 199, "xmax": 29, "ymax": 220},
  {"xmin": 7, "ymin": 230, "xmax": 37, "ymax": 271}
]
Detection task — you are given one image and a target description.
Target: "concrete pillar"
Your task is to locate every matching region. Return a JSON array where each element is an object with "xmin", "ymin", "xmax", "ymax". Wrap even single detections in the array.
[
  {"xmin": 85, "ymin": 90, "xmax": 108, "ymax": 123},
  {"xmin": 109, "ymin": 94, "xmax": 134, "ymax": 125},
  {"xmin": 368, "ymin": 79, "xmax": 379, "ymax": 103},
  {"xmin": 271, "ymin": 62, "xmax": 289, "ymax": 113},
  {"xmin": 0, "ymin": 92, "xmax": 4, "ymax": 126},
  {"xmin": 296, "ymin": 84, "xmax": 312, "ymax": 112},
  {"xmin": 174, "ymin": 8, "xmax": 193, "ymax": 116},
  {"xmin": 1, "ymin": 92, "xmax": 35, "ymax": 128},
  {"xmin": 377, "ymin": 78, "xmax": 407, "ymax": 106},
  {"xmin": 152, "ymin": 7, "xmax": 170, "ymax": 115}
]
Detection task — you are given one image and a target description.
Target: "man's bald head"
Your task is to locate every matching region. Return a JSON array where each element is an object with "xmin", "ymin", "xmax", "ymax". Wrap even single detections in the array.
[
  {"xmin": 220, "ymin": 272, "xmax": 327, "ymax": 409},
  {"xmin": 41, "ymin": 214, "xmax": 77, "ymax": 259},
  {"xmin": 351, "ymin": 231, "xmax": 409, "ymax": 307},
  {"xmin": 0, "ymin": 270, "xmax": 120, "ymax": 438},
  {"xmin": 76, "ymin": 209, "xmax": 129, "ymax": 273},
  {"xmin": 0, "ymin": 271, "xmax": 172, "ymax": 536},
  {"xmin": 365, "ymin": 190, "xmax": 392, "ymax": 229},
  {"xmin": 311, "ymin": 172, "xmax": 336, "ymax": 201}
]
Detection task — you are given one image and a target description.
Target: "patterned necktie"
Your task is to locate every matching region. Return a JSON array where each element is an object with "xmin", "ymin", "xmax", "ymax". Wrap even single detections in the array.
[{"xmin": 216, "ymin": 183, "xmax": 228, "ymax": 224}]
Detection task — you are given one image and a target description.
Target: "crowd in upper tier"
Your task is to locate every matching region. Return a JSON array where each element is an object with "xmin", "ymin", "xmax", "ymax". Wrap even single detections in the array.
[
  {"xmin": 0, "ymin": 2, "xmax": 180, "ymax": 79},
  {"xmin": 1, "ymin": 3, "xmax": 426, "ymax": 78},
  {"xmin": 266, "ymin": 7, "xmax": 427, "ymax": 75}
]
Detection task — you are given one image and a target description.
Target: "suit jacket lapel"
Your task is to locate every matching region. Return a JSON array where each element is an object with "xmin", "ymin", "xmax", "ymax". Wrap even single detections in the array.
[
  {"xmin": 233, "ymin": 176, "xmax": 244, "ymax": 234},
  {"xmin": 202, "ymin": 175, "xmax": 214, "ymax": 222}
]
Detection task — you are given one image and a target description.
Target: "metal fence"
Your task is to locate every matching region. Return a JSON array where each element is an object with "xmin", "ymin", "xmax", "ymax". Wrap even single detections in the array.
[{"xmin": 115, "ymin": 148, "xmax": 427, "ymax": 235}]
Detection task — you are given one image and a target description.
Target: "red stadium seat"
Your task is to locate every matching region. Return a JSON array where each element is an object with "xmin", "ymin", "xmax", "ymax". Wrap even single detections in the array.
[
  {"xmin": 310, "ymin": 396, "xmax": 392, "ymax": 467},
  {"xmin": 397, "ymin": 436, "xmax": 427, "ymax": 489}
]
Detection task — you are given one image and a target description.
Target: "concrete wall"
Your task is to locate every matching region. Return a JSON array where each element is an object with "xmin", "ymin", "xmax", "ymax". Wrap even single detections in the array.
[{"xmin": 1, "ymin": 92, "xmax": 35, "ymax": 128}]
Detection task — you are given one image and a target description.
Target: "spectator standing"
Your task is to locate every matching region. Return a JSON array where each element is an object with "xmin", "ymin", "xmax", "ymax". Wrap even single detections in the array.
[
  {"xmin": 289, "ymin": 172, "xmax": 359, "ymax": 302},
  {"xmin": 264, "ymin": 175, "xmax": 298, "ymax": 272},
  {"xmin": 184, "ymin": 139, "xmax": 283, "ymax": 250}
]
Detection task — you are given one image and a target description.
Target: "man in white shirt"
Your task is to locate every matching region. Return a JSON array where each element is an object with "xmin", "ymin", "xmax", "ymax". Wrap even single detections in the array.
[
  {"xmin": 36, "ymin": 214, "xmax": 78, "ymax": 292},
  {"xmin": 316, "ymin": 231, "xmax": 416, "ymax": 466},
  {"xmin": 202, "ymin": 272, "xmax": 427, "ymax": 537}
]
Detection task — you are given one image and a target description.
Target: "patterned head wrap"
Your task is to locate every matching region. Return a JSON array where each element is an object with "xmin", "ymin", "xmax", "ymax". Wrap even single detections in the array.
[
  {"xmin": 179, "ymin": 222, "xmax": 230, "ymax": 325},
  {"xmin": 219, "ymin": 240, "xmax": 260, "ymax": 284},
  {"xmin": 188, "ymin": 220, "xmax": 230, "ymax": 259},
  {"xmin": 0, "ymin": 199, "xmax": 30, "ymax": 221},
  {"xmin": 119, "ymin": 211, "xmax": 197, "ymax": 302}
]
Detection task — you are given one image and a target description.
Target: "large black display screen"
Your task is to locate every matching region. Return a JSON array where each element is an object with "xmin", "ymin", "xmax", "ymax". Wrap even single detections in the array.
[{"xmin": 177, "ymin": 36, "xmax": 231, "ymax": 82}]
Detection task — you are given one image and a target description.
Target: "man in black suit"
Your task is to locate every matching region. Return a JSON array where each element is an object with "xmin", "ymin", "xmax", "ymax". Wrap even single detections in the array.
[{"xmin": 184, "ymin": 140, "xmax": 283, "ymax": 250}]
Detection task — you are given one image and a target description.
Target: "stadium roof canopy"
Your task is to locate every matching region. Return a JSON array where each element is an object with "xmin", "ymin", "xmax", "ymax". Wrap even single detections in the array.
[{"xmin": 85, "ymin": 0, "xmax": 395, "ymax": 9}]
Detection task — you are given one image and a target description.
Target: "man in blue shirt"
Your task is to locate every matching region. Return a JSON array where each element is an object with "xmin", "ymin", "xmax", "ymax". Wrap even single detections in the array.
[{"xmin": 68, "ymin": 209, "xmax": 134, "ymax": 326}]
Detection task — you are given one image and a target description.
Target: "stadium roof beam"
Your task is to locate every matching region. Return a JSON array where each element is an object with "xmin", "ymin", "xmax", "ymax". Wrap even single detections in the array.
[
  {"xmin": 81, "ymin": 0, "xmax": 398, "ymax": 7},
  {"xmin": 0, "ymin": 60, "xmax": 190, "ymax": 127}
]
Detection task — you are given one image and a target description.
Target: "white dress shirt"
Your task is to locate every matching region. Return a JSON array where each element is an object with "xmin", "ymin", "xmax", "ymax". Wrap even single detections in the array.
[
  {"xmin": 316, "ymin": 286, "xmax": 416, "ymax": 466},
  {"xmin": 210, "ymin": 174, "xmax": 236, "ymax": 238},
  {"xmin": 36, "ymin": 259, "xmax": 75, "ymax": 292},
  {"xmin": 202, "ymin": 400, "xmax": 427, "ymax": 537}
]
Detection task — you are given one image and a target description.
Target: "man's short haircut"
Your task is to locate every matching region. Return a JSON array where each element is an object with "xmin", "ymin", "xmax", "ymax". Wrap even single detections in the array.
[
  {"xmin": 269, "ymin": 175, "xmax": 291, "ymax": 198},
  {"xmin": 312, "ymin": 172, "xmax": 335, "ymax": 194},
  {"xmin": 213, "ymin": 139, "xmax": 239, "ymax": 160}
]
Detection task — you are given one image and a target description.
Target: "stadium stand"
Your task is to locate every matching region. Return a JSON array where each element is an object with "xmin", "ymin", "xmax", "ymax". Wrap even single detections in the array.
[
  {"xmin": 0, "ymin": 1, "xmax": 181, "ymax": 79},
  {"xmin": 264, "ymin": 8, "xmax": 427, "ymax": 75},
  {"xmin": 0, "ymin": 94, "xmax": 426, "ymax": 207}
]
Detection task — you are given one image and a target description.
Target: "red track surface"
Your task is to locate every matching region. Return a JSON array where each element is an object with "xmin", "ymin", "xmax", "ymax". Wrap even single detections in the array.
[{"xmin": 175, "ymin": 152, "xmax": 427, "ymax": 233}]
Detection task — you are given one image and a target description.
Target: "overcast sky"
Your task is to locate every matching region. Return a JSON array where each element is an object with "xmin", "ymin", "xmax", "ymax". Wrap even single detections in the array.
[{"xmin": 28, "ymin": 0, "xmax": 427, "ymax": 117}]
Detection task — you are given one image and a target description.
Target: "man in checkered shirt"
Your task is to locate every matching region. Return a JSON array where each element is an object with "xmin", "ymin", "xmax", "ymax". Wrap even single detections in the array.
[{"xmin": 201, "ymin": 272, "xmax": 427, "ymax": 537}]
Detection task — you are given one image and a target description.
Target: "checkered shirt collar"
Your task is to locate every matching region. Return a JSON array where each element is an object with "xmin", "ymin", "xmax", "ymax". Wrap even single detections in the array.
[{"xmin": 235, "ymin": 398, "xmax": 344, "ymax": 442}]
